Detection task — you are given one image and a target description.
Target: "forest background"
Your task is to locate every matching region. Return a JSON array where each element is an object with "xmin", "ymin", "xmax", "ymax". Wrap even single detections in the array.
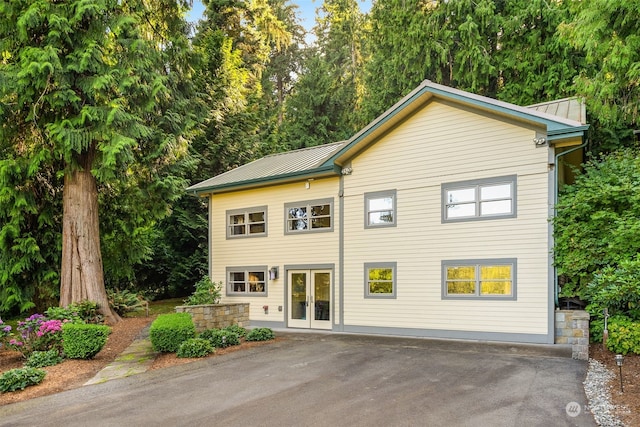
[{"xmin": 1, "ymin": 0, "xmax": 639, "ymax": 320}]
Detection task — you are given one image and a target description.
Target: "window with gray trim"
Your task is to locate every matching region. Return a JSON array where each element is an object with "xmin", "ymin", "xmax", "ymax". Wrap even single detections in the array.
[
  {"xmin": 365, "ymin": 262, "xmax": 397, "ymax": 298},
  {"xmin": 285, "ymin": 198, "xmax": 333, "ymax": 233},
  {"xmin": 226, "ymin": 266, "xmax": 267, "ymax": 296},
  {"xmin": 442, "ymin": 259, "xmax": 517, "ymax": 300},
  {"xmin": 365, "ymin": 190, "xmax": 396, "ymax": 228},
  {"xmin": 442, "ymin": 176, "xmax": 517, "ymax": 222},
  {"xmin": 226, "ymin": 206, "xmax": 267, "ymax": 238}
]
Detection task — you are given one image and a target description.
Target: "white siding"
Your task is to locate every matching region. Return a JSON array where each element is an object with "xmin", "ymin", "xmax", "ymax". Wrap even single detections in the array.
[
  {"xmin": 342, "ymin": 100, "xmax": 551, "ymax": 337},
  {"xmin": 211, "ymin": 178, "xmax": 340, "ymax": 322}
]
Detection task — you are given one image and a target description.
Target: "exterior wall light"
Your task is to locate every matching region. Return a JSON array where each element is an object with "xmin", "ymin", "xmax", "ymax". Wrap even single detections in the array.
[
  {"xmin": 533, "ymin": 137, "xmax": 547, "ymax": 147},
  {"xmin": 615, "ymin": 354, "xmax": 624, "ymax": 392},
  {"xmin": 269, "ymin": 266, "xmax": 279, "ymax": 280}
]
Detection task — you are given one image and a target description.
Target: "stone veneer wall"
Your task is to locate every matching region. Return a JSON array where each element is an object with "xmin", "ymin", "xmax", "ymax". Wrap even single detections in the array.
[
  {"xmin": 175, "ymin": 303, "xmax": 250, "ymax": 333},
  {"xmin": 555, "ymin": 310, "xmax": 590, "ymax": 360}
]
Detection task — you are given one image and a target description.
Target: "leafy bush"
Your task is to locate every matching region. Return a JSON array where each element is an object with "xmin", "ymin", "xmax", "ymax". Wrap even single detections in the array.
[
  {"xmin": 199, "ymin": 329, "xmax": 240, "ymax": 348},
  {"xmin": 246, "ymin": 328, "xmax": 275, "ymax": 342},
  {"xmin": 7, "ymin": 314, "xmax": 65, "ymax": 358},
  {"xmin": 553, "ymin": 149, "xmax": 640, "ymax": 298},
  {"xmin": 183, "ymin": 276, "xmax": 222, "ymax": 306},
  {"xmin": 177, "ymin": 338, "xmax": 214, "ymax": 358},
  {"xmin": 586, "ymin": 258, "xmax": 640, "ymax": 320},
  {"xmin": 107, "ymin": 289, "xmax": 146, "ymax": 316},
  {"xmin": 26, "ymin": 349, "xmax": 64, "ymax": 368},
  {"xmin": 45, "ymin": 301, "xmax": 104, "ymax": 324},
  {"xmin": 44, "ymin": 306, "xmax": 83, "ymax": 323},
  {"xmin": 606, "ymin": 316, "xmax": 640, "ymax": 355},
  {"xmin": 224, "ymin": 324, "xmax": 248, "ymax": 338},
  {"xmin": 69, "ymin": 300, "xmax": 104, "ymax": 324},
  {"xmin": 62, "ymin": 323, "xmax": 111, "ymax": 359},
  {"xmin": 0, "ymin": 367, "xmax": 46, "ymax": 392},
  {"xmin": 149, "ymin": 313, "xmax": 196, "ymax": 352}
]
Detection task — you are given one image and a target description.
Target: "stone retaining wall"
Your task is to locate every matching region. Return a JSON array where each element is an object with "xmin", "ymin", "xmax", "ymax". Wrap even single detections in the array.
[
  {"xmin": 555, "ymin": 310, "xmax": 590, "ymax": 360},
  {"xmin": 175, "ymin": 303, "xmax": 250, "ymax": 333}
]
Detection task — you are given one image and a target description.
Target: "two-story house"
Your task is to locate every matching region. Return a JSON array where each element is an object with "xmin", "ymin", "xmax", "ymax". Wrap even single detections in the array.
[{"xmin": 187, "ymin": 80, "xmax": 588, "ymax": 344}]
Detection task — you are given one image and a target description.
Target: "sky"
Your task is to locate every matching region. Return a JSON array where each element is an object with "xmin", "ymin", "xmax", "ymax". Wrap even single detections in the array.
[{"xmin": 186, "ymin": 0, "xmax": 372, "ymax": 32}]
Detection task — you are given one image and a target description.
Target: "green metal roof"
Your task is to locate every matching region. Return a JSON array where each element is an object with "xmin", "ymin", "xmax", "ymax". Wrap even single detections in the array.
[
  {"xmin": 187, "ymin": 141, "xmax": 346, "ymax": 195},
  {"xmin": 188, "ymin": 80, "xmax": 589, "ymax": 196},
  {"xmin": 527, "ymin": 97, "xmax": 587, "ymax": 125}
]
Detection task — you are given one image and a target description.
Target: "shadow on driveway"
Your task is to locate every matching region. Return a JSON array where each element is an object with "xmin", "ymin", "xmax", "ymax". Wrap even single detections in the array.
[{"xmin": 0, "ymin": 332, "xmax": 595, "ymax": 426}]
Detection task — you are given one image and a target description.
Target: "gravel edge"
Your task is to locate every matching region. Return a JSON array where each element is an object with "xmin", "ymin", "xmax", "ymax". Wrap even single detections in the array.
[{"xmin": 584, "ymin": 358, "xmax": 626, "ymax": 426}]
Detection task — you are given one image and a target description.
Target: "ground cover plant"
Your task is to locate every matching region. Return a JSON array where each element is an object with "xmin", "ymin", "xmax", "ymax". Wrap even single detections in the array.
[
  {"xmin": 177, "ymin": 338, "xmax": 214, "ymax": 358},
  {"xmin": 199, "ymin": 328, "xmax": 241, "ymax": 348},
  {"xmin": 26, "ymin": 350, "xmax": 64, "ymax": 368},
  {"xmin": 224, "ymin": 324, "xmax": 248, "ymax": 338},
  {"xmin": 246, "ymin": 328, "xmax": 275, "ymax": 342},
  {"xmin": 0, "ymin": 367, "xmax": 46, "ymax": 393}
]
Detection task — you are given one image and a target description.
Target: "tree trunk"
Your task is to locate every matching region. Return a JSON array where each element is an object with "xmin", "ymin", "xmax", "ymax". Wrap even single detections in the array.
[{"xmin": 59, "ymin": 165, "xmax": 121, "ymax": 324}]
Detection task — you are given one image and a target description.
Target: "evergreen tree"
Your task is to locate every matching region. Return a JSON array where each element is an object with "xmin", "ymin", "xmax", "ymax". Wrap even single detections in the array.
[
  {"xmin": 559, "ymin": 0, "xmax": 640, "ymax": 151},
  {"xmin": 280, "ymin": 0, "xmax": 366, "ymax": 148},
  {"xmin": 0, "ymin": 0, "xmax": 198, "ymax": 321},
  {"xmin": 362, "ymin": 0, "xmax": 581, "ymax": 121}
]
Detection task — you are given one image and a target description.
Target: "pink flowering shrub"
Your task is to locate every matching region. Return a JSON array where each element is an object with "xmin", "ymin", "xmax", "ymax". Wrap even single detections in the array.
[{"xmin": 7, "ymin": 314, "xmax": 65, "ymax": 358}]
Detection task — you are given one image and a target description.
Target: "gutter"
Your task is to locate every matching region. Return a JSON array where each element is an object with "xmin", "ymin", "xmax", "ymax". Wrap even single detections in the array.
[{"xmin": 552, "ymin": 139, "xmax": 588, "ymax": 307}]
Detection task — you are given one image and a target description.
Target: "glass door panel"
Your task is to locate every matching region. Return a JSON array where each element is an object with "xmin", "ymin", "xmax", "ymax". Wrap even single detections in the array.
[
  {"xmin": 311, "ymin": 272, "xmax": 331, "ymax": 329},
  {"xmin": 288, "ymin": 271, "xmax": 309, "ymax": 328},
  {"xmin": 288, "ymin": 269, "xmax": 331, "ymax": 330}
]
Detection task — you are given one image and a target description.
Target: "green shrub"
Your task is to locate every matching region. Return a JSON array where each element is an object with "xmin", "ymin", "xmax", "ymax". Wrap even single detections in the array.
[
  {"xmin": 224, "ymin": 324, "xmax": 248, "ymax": 338},
  {"xmin": 177, "ymin": 338, "xmax": 214, "ymax": 358},
  {"xmin": 586, "ymin": 258, "xmax": 640, "ymax": 320},
  {"xmin": 149, "ymin": 313, "xmax": 196, "ymax": 352},
  {"xmin": 0, "ymin": 367, "xmax": 46, "ymax": 392},
  {"xmin": 590, "ymin": 316, "xmax": 606, "ymax": 344},
  {"xmin": 44, "ymin": 306, "xmax": 83, "ymax": 323},
  {"xmin": 107, "ymin": 289, "xmax": 146, "ymax": 316},
  {"xmin": 26, "ymin": 349, "xmax": 63, "ymax": 368},
  {"xmin": 46, "ymin": 301, "xmax": 103, "ymax": 324},
  {"xmin": 199, "ymin": 329, "xmax": 240, "ymax": 348},
  {"xmin": 62, "ymin": 323, "xmax": 111, "ymax": 359},
  {"xmin": 246, "ymin": 327, "xmax": 275, "ymax": 341},
  {"xmin": 553, "ymin": 150, "xmax": 640, "ymax": 298},
  {"xmin": 183, "ymin": 276, "xmax": 222, "ymax": 306},
  {"xmin": 606, "ymin": 316, "xmax": 640, "ymax": 355}
]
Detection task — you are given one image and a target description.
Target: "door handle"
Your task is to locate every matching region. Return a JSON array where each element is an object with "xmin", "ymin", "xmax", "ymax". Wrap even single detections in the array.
[{"xmin": 306, "ymin": 296, "xmax": 309, "ymax": 307}]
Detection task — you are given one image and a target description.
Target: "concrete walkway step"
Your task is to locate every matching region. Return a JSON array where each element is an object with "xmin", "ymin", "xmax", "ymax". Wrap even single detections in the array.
[{"xmin": 84, "ymin": 325, "xmax": 157, "ymax": 386}]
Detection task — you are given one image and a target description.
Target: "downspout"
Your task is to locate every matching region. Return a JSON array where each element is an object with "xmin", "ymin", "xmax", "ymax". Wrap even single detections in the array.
[{"xmin": 553, "ymin": 139, "xmax": 588, "ymax": 307}]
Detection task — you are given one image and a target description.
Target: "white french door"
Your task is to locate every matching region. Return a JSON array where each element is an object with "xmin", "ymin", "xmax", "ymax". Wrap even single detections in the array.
[{"xmin": 287, "ymin": 270, "xmax": 331, "ymax": 330}]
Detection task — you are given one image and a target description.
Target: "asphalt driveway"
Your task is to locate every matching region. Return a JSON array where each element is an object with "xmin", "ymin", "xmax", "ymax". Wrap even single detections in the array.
[{"xmin": 0, "ymin": 332, "xmax": 594, "ymax": 427}]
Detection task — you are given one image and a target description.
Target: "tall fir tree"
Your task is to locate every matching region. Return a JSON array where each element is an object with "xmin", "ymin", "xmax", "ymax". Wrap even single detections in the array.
[
  {"xmin": 280, "ymin": 0, "xmax": 366, "ymax": 149},
  {"xmin": 362, "ymin": 0, "xmax": 582, "ymax": 121},
  {"xmin": 0, "ymin": 0, "xmax": 198, "ymax": 321},
  {"xmin": 559, "ymin": 0, "xmax": 640, "ymax": 151}
]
